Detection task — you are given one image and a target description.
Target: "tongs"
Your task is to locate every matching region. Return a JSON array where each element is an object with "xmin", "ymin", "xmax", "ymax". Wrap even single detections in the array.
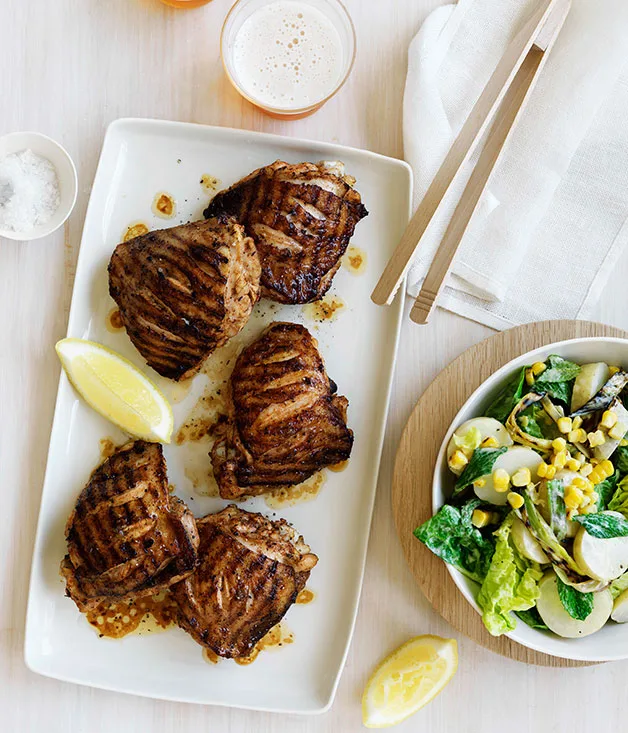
[{"xmin": 371, "ymin": 0, "xmax": 571, "ymax": 323}]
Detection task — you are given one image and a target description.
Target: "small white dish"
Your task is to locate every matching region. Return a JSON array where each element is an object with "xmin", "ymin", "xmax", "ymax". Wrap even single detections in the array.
[
  {"xmin": 433, "ymin": 337, "xmax": 628, "ymax": 662},
  {"xmin": 0, "ymin": 131, "xmax": 77, "ymax": 241}
]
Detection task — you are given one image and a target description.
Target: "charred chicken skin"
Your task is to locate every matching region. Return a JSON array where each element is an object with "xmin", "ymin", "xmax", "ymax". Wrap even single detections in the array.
[
  {"xmin": 203, "ymin": 160, "xmax": 368, "ymax": 304},
  {"xmin": 171, "ymin": 505, "xmax": 317, "ymax": 658},
  {"xmin": 211, "ymin": 321, "xmax": 354, "ymax": 499},
  {"xmin": 108, "ymin": 215, "xmax": 260, "ymax": 381},
  {"xmin": 60, "ymin": 441, "xmax": 199, "ymax": 613}
]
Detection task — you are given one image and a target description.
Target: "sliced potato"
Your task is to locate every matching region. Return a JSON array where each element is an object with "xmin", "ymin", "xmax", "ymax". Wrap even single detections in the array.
[
  {"xmin": 474, "ymin": 446, "xmax": 544, "ymax": 505},
  {"xmin": 612, "ymin": 588, "xmax": 628, "ymax": 623},
  {"xmin": 536, "ymin": 572, "xmax": 612, "ymax": 638},
  {"xmin": 571, "ymin": 362, "xmax": 610, "ymax": 412},
  {"xmin": 573, "ymin": 511, "xmax": 628, "ymax": 581},
  {"xmin": 511, "ymin": 517, "xmax": 549, "ymax": 564},
  {"xmin": 446, "ymin": 417, "xmax": 513, "ymax": 475}
]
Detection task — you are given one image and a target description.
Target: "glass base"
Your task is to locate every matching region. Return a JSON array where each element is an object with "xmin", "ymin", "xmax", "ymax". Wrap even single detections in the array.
[
  {"xmin": 252, "ymin": 102, "xmax": 325, "ymax": 120},
  {"xmin": 160, "ymin": 0, "xmax": 213, "ymax": 8}
]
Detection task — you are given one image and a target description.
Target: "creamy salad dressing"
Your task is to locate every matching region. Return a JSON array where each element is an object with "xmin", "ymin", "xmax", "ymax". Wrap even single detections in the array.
[{"xmin": 231, "ymin": 1, "xmax": 344, "ymax": 110}]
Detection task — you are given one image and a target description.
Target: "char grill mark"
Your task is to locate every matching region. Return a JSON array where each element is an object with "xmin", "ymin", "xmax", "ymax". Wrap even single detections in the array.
[
  {"xmin": 108, "ymin": 216, "xmax": 260, "ymax": 380},
  {"xmin": 171, "ymin": 506, "xmax": 317, "ymax": 658},
  {"xmin": 60, "ymin": 441, "xmax": 199, "ymax": 612},
  {"xmin": 211, "ymin": 322, "xmax": 353, "ymax": 499},
  {"xmin": 204, "ymin": 160, "xmax": 368, "ymax": 304}
]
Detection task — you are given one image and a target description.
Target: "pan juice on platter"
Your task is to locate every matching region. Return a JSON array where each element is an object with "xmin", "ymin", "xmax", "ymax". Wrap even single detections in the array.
[{"xmin": 230, "ymin": 1, "xmax": 345, "ymax": 111}]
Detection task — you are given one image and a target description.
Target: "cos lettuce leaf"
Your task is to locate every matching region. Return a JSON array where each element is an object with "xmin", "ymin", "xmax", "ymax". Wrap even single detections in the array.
[
  {"xmin": 454, "ymin": 447, "xmax": 508, "ymax": 496},
  {"xmin": 613, "ymin": 445, "xmax": 628, "ymax": 476},
  {"xmin": 477, "ymin": 514, "xmax": 543, "ymax": 636},
  {"xmin": 414, "ymin": 501, "xmax": 495, "ymax": 583},
  {"xmin": 515, "ymin": 607, "xmax": 549, "ymax": 631},
  {"xmin": 484, "ymin": 367, "xmax": 527, "ymax": 423},
  {"xmin": 532, "ymin": 355, "xmax": 581, "ymax": 405},
  {"xmin": 608, "ymin": 475, "xmax": 628, "ymax": 519},
  {"xmin": 596, "ymin": 472, "xmax": 619, "ymax": 512}
]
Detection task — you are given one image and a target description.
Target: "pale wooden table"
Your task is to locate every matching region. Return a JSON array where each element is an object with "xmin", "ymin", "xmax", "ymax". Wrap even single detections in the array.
[{"xmin": 2, "ymin": 1, "xmax": 628, "ymax": 731}]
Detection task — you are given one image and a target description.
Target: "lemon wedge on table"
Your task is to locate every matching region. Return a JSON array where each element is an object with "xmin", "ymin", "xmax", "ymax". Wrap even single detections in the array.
[
  {"xmin": 55, "ymin": 338, "xmax": 173, "ymax": 443},
  {"xmin": 362, "ymin": 635, "xmax": 458, "ymax": 728}
]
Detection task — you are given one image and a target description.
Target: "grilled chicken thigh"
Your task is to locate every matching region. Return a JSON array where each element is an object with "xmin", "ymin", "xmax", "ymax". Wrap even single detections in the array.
[
  {"xmin": 172, "ymin": 506, "xmax": 317, "ymax": 658},
  {"xmin": 61, "ymin": 441, "xmax": 199, "ymax": 612},
  {"xmin": 108, "ymin": 215, "xmax": 260, "ymax": 381},
  {"xmin": 211, "ymin": 322, "xmax": 353, "ymax": 499},
  {"xmin": 203, "ymin": 160, "xmax": 367, "ymax": 304}
]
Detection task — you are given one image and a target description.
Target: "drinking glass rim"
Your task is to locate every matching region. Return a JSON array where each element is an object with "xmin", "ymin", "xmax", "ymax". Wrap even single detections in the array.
[{"xmin": 220, "ymin": 0, "xmax": 357, "ymax": 115}]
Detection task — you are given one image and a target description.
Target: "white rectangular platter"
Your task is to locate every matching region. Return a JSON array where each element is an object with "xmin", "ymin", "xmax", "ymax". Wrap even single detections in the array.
[{"xmin": 24, "ymin": 118, "xmax": 411, "ymax": 714}]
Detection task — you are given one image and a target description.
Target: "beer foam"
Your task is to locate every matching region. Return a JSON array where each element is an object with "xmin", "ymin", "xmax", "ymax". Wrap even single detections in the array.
[{"xmin": 231, "ymin": 1, "xmax": 345, "ymax": 110}]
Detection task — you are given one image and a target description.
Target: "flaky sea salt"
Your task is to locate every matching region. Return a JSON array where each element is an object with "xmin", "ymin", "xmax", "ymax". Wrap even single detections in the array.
[{"xmin": 0, "ymin": 149, "xmax": 60, "ymax": 232}]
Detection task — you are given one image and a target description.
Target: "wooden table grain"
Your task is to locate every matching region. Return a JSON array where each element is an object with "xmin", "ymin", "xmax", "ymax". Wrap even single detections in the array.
[{"xmin": 2, "ymin": 1, "xmax": 628, "ymax": 731}]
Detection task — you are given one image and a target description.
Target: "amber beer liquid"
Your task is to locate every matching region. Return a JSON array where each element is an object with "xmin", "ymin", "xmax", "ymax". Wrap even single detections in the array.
[{"xmin": 160, "ymin": 0, "xmax": 213, "ymax": 8}]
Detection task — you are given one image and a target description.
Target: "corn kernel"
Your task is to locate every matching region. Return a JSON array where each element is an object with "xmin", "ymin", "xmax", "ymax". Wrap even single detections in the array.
[
  {"xmin": 576, "ymin": 452, "xmax": 587, "ymax": 465},
  {"xmin": 531, "ymin": 361, "xmax": 546, "ymax": 376},
  {"xmin": 449, "ymin": 450, "xmax": 469, "ymax": 471},
  {"xmin": 609, "ymin": 423, "xmax": 628, "ymax": 441},
  {"xmin": 552, "ymin": 437, "xmax": 567, "ymax": 452},
  {"xmin": 572, "ymin": 476, "xmax": 589, "ymax": 489},
  {"xmin": 600, "ymin": 460, "xmax": 615, "ymax": 478},
  {"xmin": 621, "ymin": 439, "xmax": 628, "ymax": 447},
  {"xmin": 471, "ymin": 509, "xmax": 491, "ymax": 528},
  {"xmin": 591, "ymin": 457, "xmax": 600, "ymax": 465},
  {"xmin": 556, "ymin": 417, "xmax": 572, "ymax": 434},
  {"xmin": 507, "ymin": 492, "xmax": 524, "ymax": 510},
  {"xmin": 580, "ymin": 503, "xmax": 597, "ymax": 514},
  {"xmin": 493, "ymin": 468, "xmax": 511, "ymax": 492},
  {"xmin": 565, "ymin": 458, "xmax": 581, "ymax": 471},
  {"xmin": 545, "ymin": 465, "xmax": 557, "ymax": 479},
  {"xmin": 572, "ymin": 416, "xmax": 583, "ymax": 430},
  {"xmin": 601, "ymin": 410, "xmax": 619, "ymax": 429},
  {"xmin": 552, "ymin": 450, "xmax": 568, "ymax": 469},
  {"xmin": 474, "ymin": 478, "xmax": 486, "ymax": 488},
  {"xmin": 511, "ymin": 468, "xmax": 532, "ymax": 487},
  {"xmin": 580, "ymin": 463, "xmax": 593, "ymax": 477},
  {"xmin": 589, "ymin": 469, "xmax": 606, "ymax": 485},
  {"xmin": 591, "ymin": 491, "xmax": 600, "ymax": 503},
  {"xmin": 565, "ymin": 486, "xmax": 584, "ymax": 510},
  {"xmin": 525, "ymin": 369, "xmax": 535, "ymax": 387},
  {"xmin": 588, "ymin": 430, "xmax": 606, "ymax": 448},
  {"xmin": 610, "ymin": 365, "xmax": 621, "ymax": 376},
  {"xmin": 580, "ymin": 495, "xmax": 592, "ymax": 508},
  {"xmin": 569, "ymin": 429, "xmax": 587, "ymax": 443},
  {"xmin": 481, "ymin": 436, "xmax": 499, "ymax": 449},
  {"xmin": 537, "ymin": 462, "xmax": 549, "ymax": 478}
]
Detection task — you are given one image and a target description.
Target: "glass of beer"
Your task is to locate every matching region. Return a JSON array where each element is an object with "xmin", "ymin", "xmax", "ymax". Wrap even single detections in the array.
[{"xmin": 221, "ymin": 0, "xmax": 356, "ymax": 119}]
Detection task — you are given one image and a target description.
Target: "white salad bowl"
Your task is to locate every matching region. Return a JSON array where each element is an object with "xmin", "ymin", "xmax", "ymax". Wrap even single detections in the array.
[
  {"xmin": 0, "ymin": 131, "xmax": 77, "ymax": 241},
  {"xmin": 433, "ymin": 336, "xmax": 628, "ymax": 662}
]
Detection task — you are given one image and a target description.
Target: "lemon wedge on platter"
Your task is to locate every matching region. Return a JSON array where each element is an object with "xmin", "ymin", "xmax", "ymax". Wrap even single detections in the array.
[
  {"xmin": 55, "ymin": 338, "xmax": 173, "ymax": 443},
  {"xmin": 362, "ymin": 635, "xmax": 458, "ymax": 728}
]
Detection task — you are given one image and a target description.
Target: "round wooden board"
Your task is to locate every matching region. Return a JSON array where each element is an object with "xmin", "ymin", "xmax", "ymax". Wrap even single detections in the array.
[{"xmin": 392, "ymin": 320, "xmax": 628, "ymax": 667}]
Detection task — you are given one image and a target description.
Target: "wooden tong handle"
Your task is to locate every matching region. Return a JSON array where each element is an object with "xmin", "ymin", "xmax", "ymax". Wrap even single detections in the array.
[{"xmin": 371, "ymin": 0, "xmax": 570, "ymax": 310}]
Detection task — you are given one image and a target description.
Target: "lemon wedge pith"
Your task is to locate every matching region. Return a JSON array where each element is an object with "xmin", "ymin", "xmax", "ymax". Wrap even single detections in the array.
[
  {"xmin": 56, "ymin": 338, "xmax": 173, "ymax": 443},
  {"xmin": 362, "ymin": 635, "xmax": 458, "ymax": 728}
]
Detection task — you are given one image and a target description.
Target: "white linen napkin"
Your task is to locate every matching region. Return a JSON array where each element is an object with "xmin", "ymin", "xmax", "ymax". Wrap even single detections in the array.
[{"xmin": 404, "ymin": 0, "xmax": 628, "ymax": 330}]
